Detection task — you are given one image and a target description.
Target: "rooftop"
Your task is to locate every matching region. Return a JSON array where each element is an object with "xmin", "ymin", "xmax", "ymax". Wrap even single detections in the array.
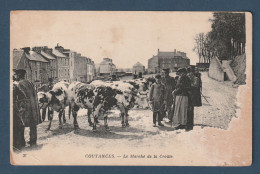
[
  {"xmin": 52, "ymin": 49, "xmax": 67, "ymax": 58},
  {"xmin": 133, "ymin": 62, "xmax": 144, "ymax": 67},
  {"xmin": 26, "ymin": 51, "xmax": 49, "ymax": 63},
  {"xmin": 158, "ymin": 51, "xmax": 186, "ymax": 58},
  {"xmin": 40, "ymin": 51, "xmax": 56, "ymax": 60},
  {"xmin": 13, "ymin": 49, "xmax": 24, "ymax": 69}
]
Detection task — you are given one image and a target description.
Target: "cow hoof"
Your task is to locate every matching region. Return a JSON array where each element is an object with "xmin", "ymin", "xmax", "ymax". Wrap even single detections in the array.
[
  {"xmin": 122, "ymin": 124, "xmax": 126, "ymax": 128},
  {"xmin": 89, "ymin": 122, "xmax": 93, "ymax": 126},
  {"xmin": 74, "ymin": 125, "xmax": 80, "ymax": 130},
  {"xmin": 126, "ymin": 123, "xmax": 130, "ymax": 127},
  {"xmin": 63, "ymin": 120, "xmax": 66, "ymax": 123},
  {"xmin": 92, "ymin": 129, "xmax": 97, "ymax": 132}
]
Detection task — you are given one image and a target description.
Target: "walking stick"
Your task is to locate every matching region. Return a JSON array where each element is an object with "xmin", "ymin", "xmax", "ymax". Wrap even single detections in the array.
[{"xmin": 201, "ymin": 93, "xmax": 210, "ymax": 104}]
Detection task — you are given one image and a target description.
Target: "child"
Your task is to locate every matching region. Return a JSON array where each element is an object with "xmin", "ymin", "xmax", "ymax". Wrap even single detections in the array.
[{"xmin": 149, "ymin": 74, "xmax": 165, "ymax": 127}]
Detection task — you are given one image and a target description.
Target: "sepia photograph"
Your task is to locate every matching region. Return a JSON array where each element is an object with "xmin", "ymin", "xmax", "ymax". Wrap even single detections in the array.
[{"xmin": 10, "ymin": 11, "xmax": 252, "ymax": 166}]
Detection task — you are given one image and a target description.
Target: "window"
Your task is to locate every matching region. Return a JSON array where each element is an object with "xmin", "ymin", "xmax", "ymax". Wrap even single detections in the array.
[
  {"xmin": 35, "ymin": 71, "xmax": 37, "ymax": 81},
  {"xmin": 24, "ymin": 59, "xmax": 27, "ymax": 68}
]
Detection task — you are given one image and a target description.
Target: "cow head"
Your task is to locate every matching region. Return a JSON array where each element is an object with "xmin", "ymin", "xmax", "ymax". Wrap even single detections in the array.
[{"xmin": 37, "ymin": 91, "xmax": 51, "ymax": 109}]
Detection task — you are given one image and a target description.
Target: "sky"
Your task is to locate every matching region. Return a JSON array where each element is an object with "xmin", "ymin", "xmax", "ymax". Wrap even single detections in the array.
[{"xmin": 11, "ymin": 11, "xmax": 213, "ymax": 68}]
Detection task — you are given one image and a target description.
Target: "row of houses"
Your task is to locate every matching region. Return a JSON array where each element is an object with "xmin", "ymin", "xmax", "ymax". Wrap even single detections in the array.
[{"xmin": 13, "ymin": 44, "xmax": 95, "ymax": 87}]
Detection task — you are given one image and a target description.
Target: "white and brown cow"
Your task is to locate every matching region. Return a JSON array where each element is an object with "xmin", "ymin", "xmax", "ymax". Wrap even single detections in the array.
[
  {"xmin": 67, "ymin": 81, "xmax": 95, "ymax": 129},
  {"xmin": 90, "ymin": 80, "xmax": 137, "ymax": 131},
  {"xmin": 37, "ymin": 81, "xmax": 70, "ymax": 130}
]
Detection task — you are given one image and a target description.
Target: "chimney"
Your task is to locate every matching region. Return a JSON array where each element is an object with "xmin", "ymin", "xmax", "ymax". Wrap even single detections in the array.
[
  {"xmin": 55, "ymin": 44, "xmax": 64, "ymax": 52},
  {"xmin": 32, "ymin": 47, "xmax": 42, "ymax": 54},
  {"xmin": 21, "ymin": 47, "xmax": 30, "ymax": 54}
]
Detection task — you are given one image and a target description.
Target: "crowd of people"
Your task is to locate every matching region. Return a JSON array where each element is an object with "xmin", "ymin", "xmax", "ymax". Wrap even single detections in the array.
[{"xmin": 149, "ymin": 67, "xmax": 202, "ymax": 131}]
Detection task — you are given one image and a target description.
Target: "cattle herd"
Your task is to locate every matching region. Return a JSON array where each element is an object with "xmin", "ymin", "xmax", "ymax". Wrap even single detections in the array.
[{"xmin": 37, "ymin": 78, "xmax": 156, "ymax": 132}]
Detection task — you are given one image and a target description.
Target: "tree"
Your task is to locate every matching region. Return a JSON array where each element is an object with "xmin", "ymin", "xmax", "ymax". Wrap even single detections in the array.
[
  {"xmin": 193, "ymin": 33, "xmax": 215, "ymax": 63},
  {"xmin": 209, "ymin": 12, "xmax": 245, "ymax": 60}
]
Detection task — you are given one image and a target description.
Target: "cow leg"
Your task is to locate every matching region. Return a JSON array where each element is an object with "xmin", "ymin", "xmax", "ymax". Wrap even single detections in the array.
[
  {"xmin": 63, "ymin": 109, "xmax": 66, "ymax": 123},
  {"xmin": 47, "ymin": 111, "xmax": 53, "ymax": 131},
  {"xmin": 58, "ymin": 110, "xmax": 63, "ymax": 129},
  {"xmin": 104, "ymin": 113, "xmax": 110, "ymax": 131},
  {"xmin": 73, "ymin": 105, "xmax": 80, "ymax": 129},
  {"xmin": 125, "ymin": 109, "xmax": 130, "ymax": 127},
  {"xmin": 42, "ymin": 108, "xmax": 47, "ymax": 121},
  {"xmin": 68, "ymin": 103, "xmax": 71, "ymax": 120},
  {"xmin": 92, "ymin": 103, "xmax": 103, "ymax": 132},
  {"xmin": 48, "ymin": 107, "xmax": 53, "ymax": 121},
  {"xmin": 93, "ymin": 117, "xmax": 97, "ymax": 132},
  {"xmin": 87, "ymin": 109, "xmax": 93, "ymax": 126},
  {"xmin": 121, "ymin": 113, "xmax": 126, "ymax": 128}
]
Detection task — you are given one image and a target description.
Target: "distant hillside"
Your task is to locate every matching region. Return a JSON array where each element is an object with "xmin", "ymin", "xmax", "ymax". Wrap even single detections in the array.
[{"xmin": 230, "ymin": 54, "xmax": 246, "ymax": 85}]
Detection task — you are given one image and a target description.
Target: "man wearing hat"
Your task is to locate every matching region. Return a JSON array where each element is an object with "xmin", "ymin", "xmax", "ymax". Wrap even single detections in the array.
[
  {"xmin": 161, "ymin": 68, "xmax": 176, "ymax": 122},
  {"xmin": 149, "ymin": 74, "xmax": 165, "ymax": 127},
  {"xmin": 12, "ymin": 69, "xmax": 41, "ymax": 148},
  {"xmin": 187, "ymin": 66, "xmax": 202, "ymax": 130}
]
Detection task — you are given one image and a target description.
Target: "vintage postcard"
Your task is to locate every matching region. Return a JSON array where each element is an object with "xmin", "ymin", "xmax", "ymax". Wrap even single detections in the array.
[{"xmin": 10, "ymin": 11, "xmax": 252, "ymax": 166}]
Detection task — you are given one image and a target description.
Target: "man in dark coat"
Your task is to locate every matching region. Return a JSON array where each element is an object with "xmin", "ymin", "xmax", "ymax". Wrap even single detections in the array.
[
  {"xmin": 149, "ymin": 74, "xmax": 165, "ymax": 127},
  {"xmin": 187, "ymin": 67, "xmax": 202, "ymax": 130},
  {"xmin": 13, "ymin": 69, "xmax": 41, "ymax": 147},
  {"xmin": 13, "ymin": 78, "xmax": 26, "ymax": 150},
  {"xmin": 161, "ymin": 68, "xmax": 175, "ymax": 122}
]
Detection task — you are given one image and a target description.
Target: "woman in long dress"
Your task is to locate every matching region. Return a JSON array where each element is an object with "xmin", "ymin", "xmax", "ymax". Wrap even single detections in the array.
[{"xmin": 172, "ymin": 68, "xmax": 191, "ymax": 130}]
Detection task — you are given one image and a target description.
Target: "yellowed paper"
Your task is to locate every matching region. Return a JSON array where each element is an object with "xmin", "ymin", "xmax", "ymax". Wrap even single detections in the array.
[{"xmin": 10, "ymin": 11, "xmax": 252, "ymax": 166}]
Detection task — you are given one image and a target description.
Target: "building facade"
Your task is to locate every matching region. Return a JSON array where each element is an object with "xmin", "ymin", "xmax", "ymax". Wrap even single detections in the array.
[
  {"xmin": 13, "ymin": 47, "xmax": 49, "ymax": 88},
  {"xmin": 148, "ymin": 49, "xmax": 190, "ymax": 73},
  {"xmin": 99, "ymin": 58, "xmax": 116, "ymax": 76},
  {"xmin": 132, "ymin": 62, "xmax": 145, "ymax": 75},
  {"xmin": 63, "ymin": 49, "xmax": 95, "ymax": 83},
  {"xmin": 53, "ymin": 45, "xmax": 70, "ymax": 82},
  {"xmin": 13, "ymin": 44, "xmax": 95, "ymax": 84}
]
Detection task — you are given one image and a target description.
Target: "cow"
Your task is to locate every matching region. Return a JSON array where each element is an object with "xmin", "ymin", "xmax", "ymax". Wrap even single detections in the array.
[
  {"xmin": 90, "ymin": 80, "xmax": 137, "ymax": 131},
  {"xmin": 67, "ymin": 81, "xmax": 95, "ymax": 129},
  {"xmin": 37, "ymin": 81, "xmax": 70, "ymax": 130},
  {"xmin": 123, "ymin": 77, "xmax": 156, "ymax": 109}
]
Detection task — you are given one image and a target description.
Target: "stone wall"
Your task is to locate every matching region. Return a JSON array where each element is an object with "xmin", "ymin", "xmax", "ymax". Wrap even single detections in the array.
[{"xmin": 209, "ymin": 57, "xmax": 225, "ymax": 81}]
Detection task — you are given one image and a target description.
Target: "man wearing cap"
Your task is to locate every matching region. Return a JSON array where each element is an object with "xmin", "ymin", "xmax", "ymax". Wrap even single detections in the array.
[
  {"xmin": 13, "ymin": 69, "xmax": 41, "ymax": 147},
  {"xmin": 161, "ymin": 68, "xmax": 175, "ymax": 122},
  {"xmin": 149, "ymin": 74, "xmax": 165, "ymax": 127}
]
